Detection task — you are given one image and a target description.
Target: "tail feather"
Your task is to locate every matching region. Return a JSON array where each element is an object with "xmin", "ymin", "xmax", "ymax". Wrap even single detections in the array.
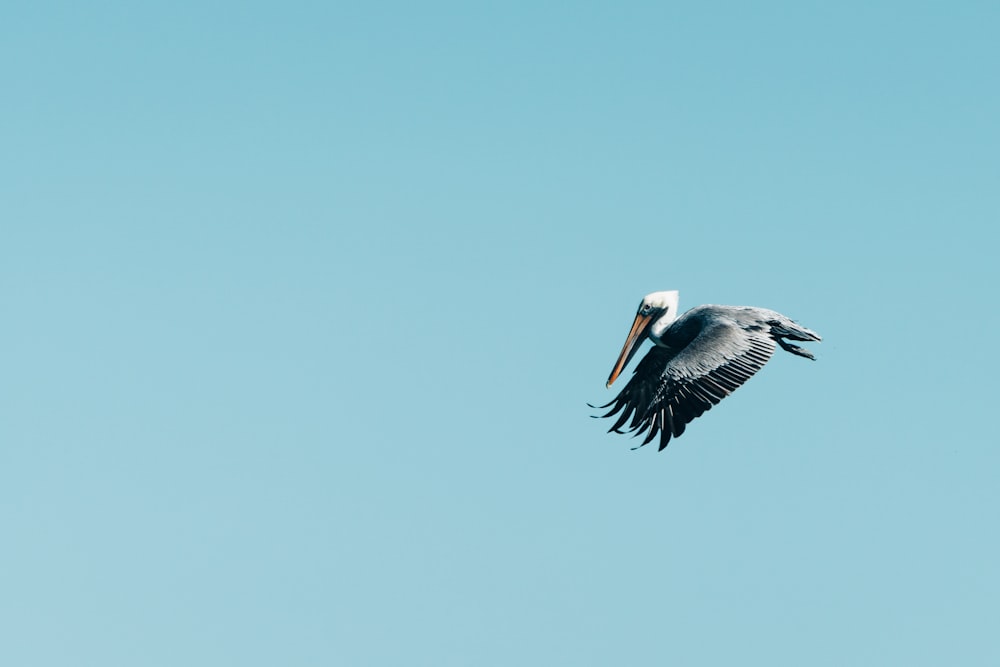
[
  {"xmin": 777, "ymin": 338, "xmax": 816, "ymax": 359},
  {"xmin": 769, "ymin": 318, "xmax": 821, "ymax": 359},
  {"xmin": 768, "ymin": 319, "xmax": 821, "ymax": 342}
]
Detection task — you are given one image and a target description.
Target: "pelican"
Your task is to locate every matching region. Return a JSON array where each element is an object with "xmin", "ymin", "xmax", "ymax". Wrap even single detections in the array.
[{"xmin": 594, "ymin": 291, "xmax": 821, "ymax": 451}]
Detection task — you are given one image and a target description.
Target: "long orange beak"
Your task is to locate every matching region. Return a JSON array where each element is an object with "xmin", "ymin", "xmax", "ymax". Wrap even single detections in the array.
[{"xmin": 606, "ymin": 313, "xmax": 652, "ymax": 387}]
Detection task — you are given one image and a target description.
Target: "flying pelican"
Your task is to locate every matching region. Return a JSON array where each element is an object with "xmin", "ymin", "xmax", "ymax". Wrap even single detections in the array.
[{"xmin": 594, "ymin": 291, "xmax": 821, "ymax": 451}]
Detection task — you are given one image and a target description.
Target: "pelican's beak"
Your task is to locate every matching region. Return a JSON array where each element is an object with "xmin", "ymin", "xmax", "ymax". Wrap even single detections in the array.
[{"xmin": 606, "ymin": 313, "xmax": 652, "ymax": 387}]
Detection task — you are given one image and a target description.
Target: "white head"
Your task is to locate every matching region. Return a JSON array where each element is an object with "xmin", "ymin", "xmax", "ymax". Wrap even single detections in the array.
[
  {"xmin": 637, "ymin": 290, "xmax": 679, "ymax": 318},
  {"xmin": 606, "ymin": 290, "xmax": 680, "ymax": 387}
]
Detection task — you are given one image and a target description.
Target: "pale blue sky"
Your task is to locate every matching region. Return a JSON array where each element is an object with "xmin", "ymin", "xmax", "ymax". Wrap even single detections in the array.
[{"xmin": 2, "ymin": 2, "xmax": 999, "ymax": 665}]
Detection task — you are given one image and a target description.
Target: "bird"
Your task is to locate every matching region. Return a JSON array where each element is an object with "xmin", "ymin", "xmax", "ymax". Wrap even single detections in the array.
[{"xmin": 593, "ymin": 290, "xmax": 821, "ymax": 451}]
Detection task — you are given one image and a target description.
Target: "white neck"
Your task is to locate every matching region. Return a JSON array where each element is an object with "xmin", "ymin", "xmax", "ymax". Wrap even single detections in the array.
[{"xmin": 646, "ymin": 291, "xmax": 679, "ymax": 344}]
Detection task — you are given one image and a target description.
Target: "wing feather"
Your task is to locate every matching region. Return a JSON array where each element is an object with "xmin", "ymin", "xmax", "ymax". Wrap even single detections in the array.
[{"xmin": 594, "ymin": 317, "xmax": 776, "ymax": 451}]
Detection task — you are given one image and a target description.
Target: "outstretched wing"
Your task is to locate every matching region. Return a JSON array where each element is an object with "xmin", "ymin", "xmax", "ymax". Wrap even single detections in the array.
[{"xmin": 594, "ymin": 319, "xmax": 776, "ymax": 451}]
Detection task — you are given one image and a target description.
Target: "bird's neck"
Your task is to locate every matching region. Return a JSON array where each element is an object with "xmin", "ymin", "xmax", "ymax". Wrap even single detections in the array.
[{"xmin": 648, "ymin": 313, "xmax": 677, "ymax": 346}]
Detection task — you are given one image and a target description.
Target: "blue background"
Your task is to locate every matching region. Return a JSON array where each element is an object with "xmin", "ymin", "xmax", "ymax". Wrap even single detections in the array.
[{"xmin": 3, "ymin": 2, "xmax": 998, "ymax": 665}]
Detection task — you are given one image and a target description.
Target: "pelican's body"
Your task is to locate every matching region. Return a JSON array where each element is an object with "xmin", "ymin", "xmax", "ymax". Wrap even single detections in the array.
[{"xmin": 595, "ymin": 291, "xmax": 821, "ymax": 451}]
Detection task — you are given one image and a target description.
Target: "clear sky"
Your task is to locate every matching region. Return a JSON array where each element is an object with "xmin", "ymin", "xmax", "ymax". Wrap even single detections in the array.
[{"xmin": 3, "ymin": 2, "xmax": 998, "ymax": 665}]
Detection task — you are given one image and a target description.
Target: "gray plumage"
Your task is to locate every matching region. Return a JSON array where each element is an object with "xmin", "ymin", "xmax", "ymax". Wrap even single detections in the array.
[{"xmin": 595, "ymin": 292, "xmax": 821, "ymax": 452}]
